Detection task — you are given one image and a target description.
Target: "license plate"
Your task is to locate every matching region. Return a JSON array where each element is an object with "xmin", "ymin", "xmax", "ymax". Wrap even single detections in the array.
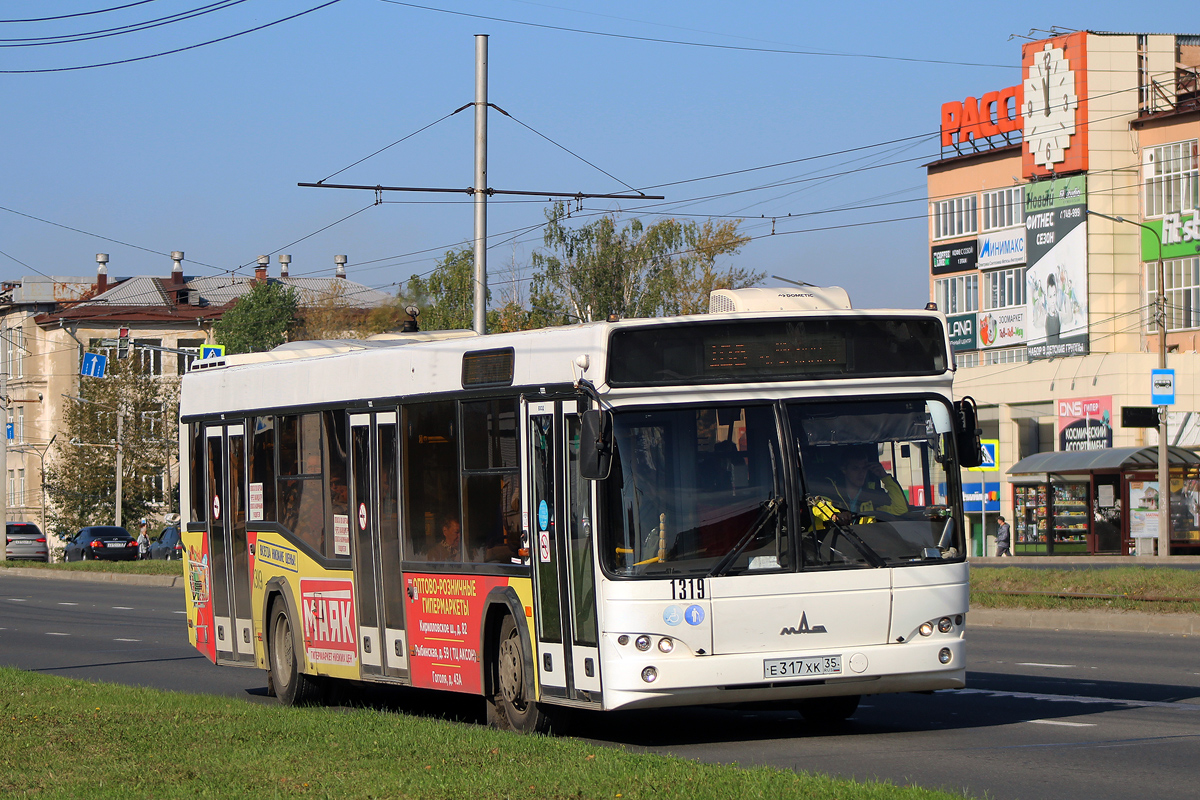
[
  {"xmin": 763, "ymin": 654, "xmax": 842, "ymax": 679},
  {"xmin": 106, "ymin": 542, "xmax": 125, "ymax": 548}
]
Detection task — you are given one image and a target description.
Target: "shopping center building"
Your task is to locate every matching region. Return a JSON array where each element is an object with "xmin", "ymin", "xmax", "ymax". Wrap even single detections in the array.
[{"xmin": 927, "ymin": 30, "xmax": 1200, "ymax": 555}]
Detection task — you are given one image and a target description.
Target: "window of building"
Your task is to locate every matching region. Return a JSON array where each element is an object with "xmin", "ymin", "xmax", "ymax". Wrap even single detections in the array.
[
  {"xmin": 177, "ymin": 338, "xmax": 205, "ymax": 375},
  {"xmin": 935, "ymin": 274, "xmax": 979, "ymax": 314},
  {"xmin": 984, "ymin": 347, "xmax": 1028, "ymax": 365},
  {"xmin": 1147, "ymin": 257, "xmax": 1200, "ymax": 331},
  {"xmin": 983, "ymin": 267, "xmax": 1026, "ymax": 310},
  {"xmin": 16, "ymin": 406, "xmax": 23, "ymax": 444},
  {"xmin": 982, "ymin": 187, "xmax": 1025, "ymax": 231},
  {"xmin": 932, "ymin": 194, "xmax": 978, "ymax": 240},
  {"xmin": 956, "ymin": 351, "xmax": 980, "ymax": 368},
  {"xmin": 133, "ymin": 339, "xmax": 162, "ymax": 375},
  {"xmin": 3, "ymin": 324, "xmax": 25, "ymax": 379},
  {"xmin": 1145, "ymin": 140, "xmax": 1199, "ymax": 218}
]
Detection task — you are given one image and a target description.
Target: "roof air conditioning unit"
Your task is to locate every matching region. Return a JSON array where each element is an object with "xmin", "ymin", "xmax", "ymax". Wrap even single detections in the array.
[{"xmin": 708, "ymin": 286, "xmax": 852, "ymax": 313}]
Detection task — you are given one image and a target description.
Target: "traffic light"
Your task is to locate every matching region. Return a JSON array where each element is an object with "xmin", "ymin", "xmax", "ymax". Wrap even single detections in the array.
[{"xmin": 117, "ymin": 327, "xmax": 129, "ymax": 359}]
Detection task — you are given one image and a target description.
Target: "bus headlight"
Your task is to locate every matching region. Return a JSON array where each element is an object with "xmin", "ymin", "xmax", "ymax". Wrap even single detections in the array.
[
  {"xmin": 617, "ymin": 635, "xmax": 629, "ymax": 646},
  {"xmin": 919, "ymin": 622, "xmax": 934, "ymax": 637},
  {"xmin": 657, "ymin": 637, "xmax": 674, "ymax": 653},
  {"xmin": 641, "ymin": 666, "xmax": 658, "ymax": 683},
  {"xmin": 939, "ymin": 648, "xmax": 952, "ymax": 664},
  {"xmin": 635, "ymin": 635, "xmax": 652, "ymax": 651},
  {"xmin": 938, "ymin": 617, "xmax": 953, "ymax": 633}
]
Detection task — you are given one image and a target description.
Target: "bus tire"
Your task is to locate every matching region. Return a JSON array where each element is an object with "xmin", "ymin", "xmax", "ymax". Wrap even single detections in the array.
[
  {"xmin": 490, "ymin": 614, "xmax": 550, "ymax": 733},
  {"xmin": 797, "ymin": 694, "xmax": 860, "ymax": 725},
  {"xmin": 268, "ymin": 599, "xmax": 323, "ymax": 706}
]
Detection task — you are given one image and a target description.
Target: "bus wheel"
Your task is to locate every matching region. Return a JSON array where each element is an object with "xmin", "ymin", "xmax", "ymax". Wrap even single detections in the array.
[
  {"xmin": 268, "ymin": 600, "xmax": 323, "ymax": 706},
  {"xmin": 797, "ymin": 694, "xmax": 860, "ymax": 725},
  {"xmin": 491, "ymin": 615, "xmax": 551, "ymax": 733}
]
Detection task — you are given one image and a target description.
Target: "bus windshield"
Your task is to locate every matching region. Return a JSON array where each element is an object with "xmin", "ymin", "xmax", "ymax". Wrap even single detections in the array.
[
  {"xmin": 600, "ymin": 398, "xmax": 964, "ymax": 578},
  {"xmin": 789, "ymin": 398, "xmax": 962, "ymax": 568},
  {"xmin": 602, "ymin": 404, "xmax": 787, "ymax": 577}
]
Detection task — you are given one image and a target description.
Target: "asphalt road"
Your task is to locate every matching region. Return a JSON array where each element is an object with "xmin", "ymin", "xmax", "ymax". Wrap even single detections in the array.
[{"xmin": 2, "ymin": 574, "xmax": 1198, "ymax": 800}]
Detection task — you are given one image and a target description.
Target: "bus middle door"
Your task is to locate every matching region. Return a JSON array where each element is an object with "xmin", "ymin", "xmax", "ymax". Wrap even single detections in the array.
[
  {"xmin": 204, "ymin": 423, "xmax": 255, "ymax": 666},
  {"xmin": 525, "ymin": 399, "xmax": 602, "ymax": 707},
  {"xmin": 350, "ymin": 412, "xmax": 408, "ymax": 680}
]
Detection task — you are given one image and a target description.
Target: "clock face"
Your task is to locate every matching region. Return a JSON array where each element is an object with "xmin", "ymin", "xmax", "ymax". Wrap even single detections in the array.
[{"xmin": 1022, "ymin": 43, "xmax": 1079, "ymax": 169}]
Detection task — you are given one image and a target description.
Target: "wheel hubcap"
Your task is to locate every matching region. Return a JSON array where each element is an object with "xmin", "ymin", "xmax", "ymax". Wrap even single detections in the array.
[
  {"xmin": 498, "ymin": 632, "xmax": 524, "ymax": 709},
  {"xmin": 274, "ymin": 615, "xmax": 292, "ymax": 689}
]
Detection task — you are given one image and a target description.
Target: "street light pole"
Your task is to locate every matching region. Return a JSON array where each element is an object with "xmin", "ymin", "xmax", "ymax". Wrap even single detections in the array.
[{"xmin": 1086, "ymin": 210, "xmax": 1170, "ymax": 557}]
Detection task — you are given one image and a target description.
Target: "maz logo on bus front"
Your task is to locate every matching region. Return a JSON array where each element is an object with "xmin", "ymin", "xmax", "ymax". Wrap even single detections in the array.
[{"xmin": 780, "ymin": 612, "xmax": 827, "ymax": 635}]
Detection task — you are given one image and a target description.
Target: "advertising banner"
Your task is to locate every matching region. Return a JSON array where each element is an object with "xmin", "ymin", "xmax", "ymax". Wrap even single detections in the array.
[
  {"xmin": 962, "ymin": 481, "xmax": 1000, "ymax": 512},
  {"xmin": 1129, "ymin": 480, "xmax": 1160, "ymax": 538},
  {"xmin": 931, "ymin": 240, "xmax": 978, "ymax": 275},
  {"xmin": 947, "ymin": 313, "xmax": 977, "ymax": 351},
  {"xmin": 1057, "ymin": 395, "xmax": 1112, "ymax": 451},
  {"xmin": 977, "ymin": 307, "xmax": 1027, "ymax": 349},
  {"xmin": 404, "ymin": 573, "xmax": 511, "ymax": 694},
  {"xmin": 1025, "ymin": 176, "xmax": 1088, "ymax": 359},
  {"xmin": 1140, "ymin": 212, "xmax": 1200, "ymax": 261},
  {"xmin": 977, "ymin": 226, "xmax": 1027, "ymax": 269},
  {"xmin": 299, "ymin": 578, "xmax": 358, "ymax": 667}
]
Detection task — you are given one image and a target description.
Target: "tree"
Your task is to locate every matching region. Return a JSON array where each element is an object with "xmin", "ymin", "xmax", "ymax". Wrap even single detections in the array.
[
  {"xmin": 44, "ymin": 356, "xmax": 175, "ymax": 533},
  {"xmin": 529, "ymin": 203, "xmax": 760, "ymax": 322},
  {"xmin": 214, "ymin": 280, "xmax": 299, "ymax": 354},
  {"xmin": 405, "ymin": 247, "xmax": 488, "ymax": 331}
]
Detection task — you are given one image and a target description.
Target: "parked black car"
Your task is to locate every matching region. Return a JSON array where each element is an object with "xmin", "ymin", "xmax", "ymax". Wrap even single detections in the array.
[
  {"xmin": 148, "ymin": 526, "xmax": 183, "ymax": 560},
  {"xmin": 5, "ymin": 522, "xmax": 48, "ymax": 562},
  {"xmin": 63, "ymin": 526, "xmax": 138, "ymax": 562}
]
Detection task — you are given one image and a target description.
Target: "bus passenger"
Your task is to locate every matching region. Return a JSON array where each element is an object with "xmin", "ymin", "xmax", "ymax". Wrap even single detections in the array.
[{"xmin": 427, "ymin": 516, "xmax": 462, "ymax": 562}]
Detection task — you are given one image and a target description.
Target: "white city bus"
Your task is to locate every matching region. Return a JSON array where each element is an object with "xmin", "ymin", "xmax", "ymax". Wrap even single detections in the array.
[{"xmin": 179, "ymin": 289, "xmax": 978, "ymax": 731}]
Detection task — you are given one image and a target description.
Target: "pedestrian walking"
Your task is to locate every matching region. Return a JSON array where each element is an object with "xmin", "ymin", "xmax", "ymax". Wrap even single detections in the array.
[
  {"xmin": 995, "ymin": 515, "xmax": 1011, "ymax": 557},
  {"xmin": 137, "ymin": 519, "xmax": 150, "ymax": 560}
]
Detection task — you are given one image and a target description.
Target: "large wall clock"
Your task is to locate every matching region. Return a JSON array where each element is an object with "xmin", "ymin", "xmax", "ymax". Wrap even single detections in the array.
[{"xmin": 1022, "ymin": 42, "xmax": 1080, "ymax": 170}]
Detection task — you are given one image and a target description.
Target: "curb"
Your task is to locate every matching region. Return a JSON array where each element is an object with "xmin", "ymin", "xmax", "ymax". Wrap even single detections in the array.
[
  {"xmin": 0, "ymin": 566, "xmax": 182, "ymax": 588},
  {"xmin": 972, "ymin": 556, "xmax": 1200, "ymax": 566},
  {"xmin": 969, "ymin": 607, "xmax": 1200, "ymax": 635}
]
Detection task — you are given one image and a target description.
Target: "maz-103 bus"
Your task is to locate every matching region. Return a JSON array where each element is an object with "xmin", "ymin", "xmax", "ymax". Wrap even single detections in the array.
[{"xmin": 179, "ymin": 288, "xmax": 981, "ymax": 731}]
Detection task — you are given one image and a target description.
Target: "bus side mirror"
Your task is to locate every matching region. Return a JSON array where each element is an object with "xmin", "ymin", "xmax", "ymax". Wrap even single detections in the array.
[
  {"xmin": 954, "ymin": 396, "xmax": 984, "ymax": 468},
  {"xmin": 579, "ymin": 410, "xmax": 613, "ymax": 480}
]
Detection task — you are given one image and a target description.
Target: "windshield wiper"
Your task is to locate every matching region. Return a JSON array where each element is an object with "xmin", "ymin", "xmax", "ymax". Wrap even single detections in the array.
[
  {"xmin": 707, "ymin": 496, "xmax": 784, "ymax": 578},
  {"xmin": 812, "ymin": 505, "xmax": 887, "ymax": 569}
]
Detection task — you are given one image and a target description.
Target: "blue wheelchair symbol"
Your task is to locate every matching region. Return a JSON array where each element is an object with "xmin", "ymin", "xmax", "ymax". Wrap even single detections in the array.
[{"xmin": 663, "ymin": 605, "xmax": 683, "ymax": 626}]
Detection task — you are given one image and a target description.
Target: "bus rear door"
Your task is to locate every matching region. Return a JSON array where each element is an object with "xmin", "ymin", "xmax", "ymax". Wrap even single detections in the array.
[{"xmin": 525, "ymin": 399, "xmax": 602, "ymax": 706}]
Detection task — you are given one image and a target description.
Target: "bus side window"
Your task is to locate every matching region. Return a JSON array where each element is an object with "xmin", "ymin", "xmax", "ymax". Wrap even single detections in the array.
[
  {"xmin": 250, "ymin": 416, "xmax": 277, "ymax": 522},
  {"xmin": 461, "ymin": 398, "xmax": 520, "ymax": 564},
  {"xmin": 277, "ymin": 413, "xmax": 326, "ymax": 555},
  {"xmin": 404, "ymin": 401, "xmax": 461, "ymax": 562},
  {"xmin": 324, "ymin": 410, "xmax": 350, "ymax": 559},
  {"xmin": 190, "ymin": 422, "xmax": 206, "ymax": 523}
]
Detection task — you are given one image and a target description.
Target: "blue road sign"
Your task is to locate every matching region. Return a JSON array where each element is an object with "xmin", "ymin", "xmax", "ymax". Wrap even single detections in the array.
[
  {"xmin": 201, "ymin": 345, "xmax": 225, "ymax": 360},
  {"xmin": 5, "ymin": 423, "xmax": 11, "ymax": 441},
  {"xmin": 1151, "ymin": 368, "xmax": 1176, "ymax": 405},
  {"xmin": 81, "ymin": 352, "xmax": 107, "ymax": 378}
]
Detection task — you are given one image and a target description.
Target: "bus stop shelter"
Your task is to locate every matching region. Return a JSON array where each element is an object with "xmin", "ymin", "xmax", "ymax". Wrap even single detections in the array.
[{"xmin": 1007, "ymin": 446, "xmax": 1200, "ymax": 556}]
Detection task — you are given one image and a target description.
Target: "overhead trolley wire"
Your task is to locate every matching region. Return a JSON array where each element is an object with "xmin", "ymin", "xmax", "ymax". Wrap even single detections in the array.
[
  {"xmin": 0, "ymin": 1, "xmax": 162, "ymax": 24},
  {"xmin": 0, "ymin": 1, "xmax": 251, "ymax": 47}
]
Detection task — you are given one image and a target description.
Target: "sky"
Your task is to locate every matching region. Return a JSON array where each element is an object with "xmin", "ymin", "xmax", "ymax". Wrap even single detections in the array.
[{"xmin": 1, "ymin": 1, "xmax": 1194, "ymax": 312}]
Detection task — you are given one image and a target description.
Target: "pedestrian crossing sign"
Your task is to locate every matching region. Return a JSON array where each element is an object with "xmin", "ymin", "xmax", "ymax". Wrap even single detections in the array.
[
  {"xmin": 967, "ymin": 439, "xmax": 998, "ymax": 471},
  {"xmin": 201, "ymin": 345, "xmax": 225, "ymax": 360}
]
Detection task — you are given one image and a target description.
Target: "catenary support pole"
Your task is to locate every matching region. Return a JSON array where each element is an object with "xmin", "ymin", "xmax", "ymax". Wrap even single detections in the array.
[
  {"xmin": 473, "ymin": 34, "xmax": 488, "ymax": 336},
  {"xmin": 115, "ymin": 408, "xmax": 123, "ymax": 528}
]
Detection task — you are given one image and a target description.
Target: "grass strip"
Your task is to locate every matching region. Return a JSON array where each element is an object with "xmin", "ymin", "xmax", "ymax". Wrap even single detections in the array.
[
  {"xmin": 970, "ymin": 567, "xmax": 1200, "ymax": 615},
  {"xmin": 0, "ymin": 559, "xmax": 183, "ymax": 576},
  {"xmin": 0, "ymin": 668, "xmax": 968, "ymax": 800}
]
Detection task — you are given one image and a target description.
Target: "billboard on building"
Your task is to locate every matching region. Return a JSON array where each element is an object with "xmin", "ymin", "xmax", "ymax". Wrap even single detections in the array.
[
  {"xmin": 1140, "ymin": 212, "xmax": 1200, "ymax": 261},
  {"xmin": 1057, "ymin": 395, "xmax": 1112, "ymax": 451},
  {"xmin": 1025, "ymin": 175, "xmax": 1088, "ymax": 359},
  {"xmin": 977, "ymin": 307, "xmax": 1027, "ymax": 349},
  {"xmin": 931, "ymin": 240, "xmax": 978, "ymax": 275},
  {"xmin": 977, "ymin": 227, "xmax": 1026, "ymax": 269},
  {"xmin": 947, "ymin": 313, "xmax": 977, "ymax": 351}
]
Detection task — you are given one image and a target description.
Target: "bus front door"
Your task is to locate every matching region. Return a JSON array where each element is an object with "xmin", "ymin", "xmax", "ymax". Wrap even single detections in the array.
[
  {"xmin": 525, "ymin": 399, "xmax": 602, "ymax": 706},
  {"xmin": 350, "ymin": 412, "xmax": 408, "ymax": 680},
  {"xmin": 204, "ymin": 423, "xmax": 255, "ymax": 666}
]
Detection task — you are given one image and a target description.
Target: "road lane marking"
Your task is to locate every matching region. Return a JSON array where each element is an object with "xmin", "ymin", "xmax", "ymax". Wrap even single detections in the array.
[
  {"xmin": 112, "ymin": 606, "xmax": 133, "ymax": 610},
  {"xmin": 949, "ymin": 687, "xmax": 1200, "ymax": 711},
  {"xmin": 1017, "ymin": 662, "xmax": 1076, "ymax": 668},
  {"xmin": 57, "ymin": 602, "xmax": 78, "ymax": 606},
  {"xmin": 1028, "ymin": 719, "xmax": 1096, "ymax": 727},
  {"xmin": 46, "ymin": 632, "xmax": 70, "ymax": 636},
  {"xmin": 8, "ymin": 598, "xmax": 27, "ymax": 602},
  {"xmin": 174, "ymin": 611, "xmax": 186, "ymax": 614},
  {"xmin": 113, "ymin": 638, "xmax": 141, "ymax": 642}
]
